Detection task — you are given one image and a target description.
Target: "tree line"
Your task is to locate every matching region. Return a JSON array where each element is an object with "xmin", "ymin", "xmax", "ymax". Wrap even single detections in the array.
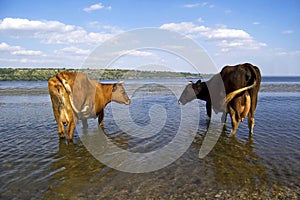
[{"xmin": 0, "ymin": 68, "xmax": 204, "ymax": 81}]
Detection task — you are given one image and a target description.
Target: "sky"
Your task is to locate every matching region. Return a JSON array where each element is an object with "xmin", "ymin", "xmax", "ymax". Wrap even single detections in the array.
[{"xmin": 0, "ymin": 0, "xmax": 299, "ymax": 75}]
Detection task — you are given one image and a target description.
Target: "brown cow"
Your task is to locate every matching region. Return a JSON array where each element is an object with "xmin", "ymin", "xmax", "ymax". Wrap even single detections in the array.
[
  {"xmin": 179, "ymin": 63, "xmax": 261, "ymax": 136},
  {"xmin": 48, "ymin": 71, "xmax": 131, "ymax": 140}
]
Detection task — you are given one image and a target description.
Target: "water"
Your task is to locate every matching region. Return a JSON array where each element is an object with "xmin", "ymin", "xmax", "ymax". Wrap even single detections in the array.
[{"xmin": 0, "ymin": 77, "xmax": 300, "ymax": 199}]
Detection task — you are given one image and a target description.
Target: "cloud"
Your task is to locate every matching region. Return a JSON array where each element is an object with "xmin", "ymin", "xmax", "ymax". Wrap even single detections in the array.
[
  {"xmin": 160, "ymin": 21, "xmax": 267, "ymax": 52},
  {"xmin": 282, "ymin": 30, "xmax": 294, "ymax": 34},
  {"xmin": 160, "ymin": 22, "xmax": 209, "ymax": 35},
  {"xmin": 0, "ymin": 17, "xmax": 74, "ymax": 33},
  {"xmin": 88, "ymin": 21, "xmax": 123, "ymax": 33},
  {"xmin": 121, "ymin": 50, "xmax": 154, "ymax": 57},
  {"xmin": 83, "ymin": 3, "xmax": 111, "ymax": 12},
  {"xmin": 224, "ymin": 9, "xmax": 232, "ymax": 14},
  {"xmin": 183, "ymin": 2, "xmax": 214, "ymax": 8},
  {"xmin": 0, "ymin": 17, "xmax": 120, "ymax": 45},
  {"xmin": 56, "ymin": 46, "xmax": 91, "ymax": 55},
  {"xmin": 275, "ymin": 49, "xmax": 300, "ymax": 56},
  {"xmin": 0, "ymin": 42, "xmax": 43, "ymax": 56},
  {"xmin": 197, "ymin": 17, "xmax": 205, "ymax": 23},
  {"xmin": 183, "ymin": 3, "xmax": 201, "ymax": 8},
  {"xmin": 11, "ymin": 50, "xmax": 43, "ymax": 56}
]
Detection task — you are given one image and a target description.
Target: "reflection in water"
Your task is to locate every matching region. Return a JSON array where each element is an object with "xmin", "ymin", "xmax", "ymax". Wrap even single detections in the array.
[
  {"xmin": 43, "ymin": 124, "xmax": 272, "ymax": 199},
  {"xmin": 207, "ymin": 134, "xmax": 268, "ymax": 189},
  {"xmin": 44, "ymin": 139, "xmax": 113, "ymax": 199}
]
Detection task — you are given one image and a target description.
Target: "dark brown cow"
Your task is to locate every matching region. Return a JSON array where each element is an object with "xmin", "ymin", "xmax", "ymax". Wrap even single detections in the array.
[
  {"xmin": 179, "ymin": 63, "xmax": 261, "ymax": 136},
  {"xmin": 48, "ymin": 71, "xmax": 131, "ymax": 140}
]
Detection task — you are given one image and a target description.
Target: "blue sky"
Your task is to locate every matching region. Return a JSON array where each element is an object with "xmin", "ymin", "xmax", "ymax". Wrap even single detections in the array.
[{"xmin": 0, "ymin": 0, "xmax": 299, "ymax": 75}]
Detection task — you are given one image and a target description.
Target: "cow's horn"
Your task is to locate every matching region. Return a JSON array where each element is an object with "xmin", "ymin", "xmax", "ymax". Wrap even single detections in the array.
[
  {"xmin": 188, "ymin": 81, "xmax": 193, "ymax": 85},
  {"xmin": 118, "ymin": 81, "xmax": 124, "ymax": 84}
]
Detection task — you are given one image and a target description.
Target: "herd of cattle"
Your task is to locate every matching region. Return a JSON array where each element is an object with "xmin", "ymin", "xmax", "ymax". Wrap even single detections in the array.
[{"xmin": 48, "ymin": 63, "xmax": 261, "ymax": 140}]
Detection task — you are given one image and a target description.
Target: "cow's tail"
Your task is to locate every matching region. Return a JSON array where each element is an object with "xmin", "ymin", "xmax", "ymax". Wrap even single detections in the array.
[
  {"xmin": 225, "ymin": 64, "xmax": 259, "ymax": 104},
  {"xmin": 48, "ymin": 77, "xmax": 70, "ymax": 123},
  {"xmin": 56, "ymin": 72, "xmax": 81, "ymax": 115},
  {"xmin": 225, "ymin": 80, "xmax": 257, "ymax": 103}
]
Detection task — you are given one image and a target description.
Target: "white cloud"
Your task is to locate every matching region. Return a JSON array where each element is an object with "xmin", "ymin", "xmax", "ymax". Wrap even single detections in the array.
[
  {"xmin": 183, "ymin": 3, "xmax": 201, "ymax": 8},
  {"xmin": 183, "ymin": 2, "xmax": 214, "ymax": 8},
  {"xmin": 275, "ymin": 49, "xmax": 300, "ymax": 56},
  {"xmin": 83, "ymin": 3, "xmax": 111, "ymax": 12},
  {"xmin": 253, "ymin": 22, "xmax": 260, "ymax": 25},
  {"xmin": 224, "ymin": 9, "xmax": 232, "ymax": 14},
  {"xmin": 0, "ymin": 17, "xmax": 120, "ymax": 45},
  {"xmin": 160, "ymin": 22, "xmax": 209, "ymax": 35},
  {"xmin": 205, "ymin": 28, "xmax": 251, "ymax": 39},
  {"xmin": 0, "ymin": 42, "xmax": 43, "ymax": 56},
  {"xmin": 197, "ymin": 17, "xmax": 205, "ymax": 23},
  {"xmin": 0, "ymin": 17, "xmax": 74, "ymax": 32},
  {"xmin": 11, "ymin": 50, "xmax": 43, "ymax": 56},
  {"xmin": 282, "ymin": 30, "xmax": 294, "ymax": 34},
  {"xmin": 160, "ymin": 21, "xmax": 267, "ymax": 52},
  {"xmin": 122, "ymin": 50, "xmax": 154, "ymax": 57},
  {"xmin": 88, "ymin": 21, "xmax": 123, "ymax": 33},
  {"xmin": 0, "ymin": 42, "xmax": 20, "ymax": 51},
  {"xmin": 56, "ymin": 46, "xmax": 91, "ymax": 55}
]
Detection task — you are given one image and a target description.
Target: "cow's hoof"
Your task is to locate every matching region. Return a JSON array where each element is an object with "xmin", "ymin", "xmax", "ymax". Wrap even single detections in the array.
[
  {"xmin": 59, "ymin": 135, "xmax": 65, "ymax": 139},
  {"xmin": 229, "ymin": 130, "xmax": 236, "ymax": 137}
]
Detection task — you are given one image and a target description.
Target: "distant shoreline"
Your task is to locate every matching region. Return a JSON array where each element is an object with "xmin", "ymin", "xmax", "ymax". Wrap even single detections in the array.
[{"xmin": 0, "ymin": 68, "xmax": 207, "ymax": 81}]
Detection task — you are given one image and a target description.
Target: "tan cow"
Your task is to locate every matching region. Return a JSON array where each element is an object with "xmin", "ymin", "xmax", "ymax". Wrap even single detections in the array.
[{"xmin": 48, "ymin": 71, "xmax": 131, "ymax": 140}]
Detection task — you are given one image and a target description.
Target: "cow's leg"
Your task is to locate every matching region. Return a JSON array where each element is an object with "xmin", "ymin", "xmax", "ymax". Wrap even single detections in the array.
[
  {"xmin": 66, "ymin": 116, "xmax": 77, "ymax": 141},
  {"xmin": 241, "ymin": 92, "xmax": 251, "ymax": 122},
  {"xmin": 50, "ymin": 97, "xmax": 65, "ymax": 138},
  {"xmin": 248, "ymin": 97, "xmax": 259, "ymax": 135},
  {"xmin": 98, "ymin": 110, "xmax": 104, "ymax": 127},
  {"xmin": 248, "ymin": 106, "xmax": 256, "ymax": 135},
  {"xmin": 221, "ymin": 112, "xmax": 227, "ymax": 124},
  {"xmin": 228, "ymin": 106, "xmax": 240, "ymax": 136},
  {"xmin": 82, "ymin": 119, "xmax": 88, "ymax": 129},
  {"xmin": 248, "ymin": 85, "xmax": 259, "ymax": 135},
  {"xmin": 205, "ymin": 101, "xmax": 212, "ymax": 120},
  {"xmin": 57, "ymin": 123, "xmax": 65, "ymax": 138},
  {"xmin": 248, "ymin": 117, "xmax": 255, "ymax": 135},
  {"xmin": 51, "ymin": 106, "xmax": 65, "ymax": 138},
  {"xmin": 248, "ymin": 96, "xmax": 257, "ymax": 135}
]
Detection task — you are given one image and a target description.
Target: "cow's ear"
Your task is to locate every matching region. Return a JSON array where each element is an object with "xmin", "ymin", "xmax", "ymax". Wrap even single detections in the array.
[
  {"xmin": 112, "ymin": 83, "xmax": 118, "ymax": 92},
  {"xmin": 196, "ymin": 80, "xmax": 202, "ymax": 86}
]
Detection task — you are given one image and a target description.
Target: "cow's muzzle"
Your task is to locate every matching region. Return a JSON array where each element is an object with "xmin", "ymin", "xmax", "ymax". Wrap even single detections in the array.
[
  {"xmin": 178, "ymin": 100, "xmax": 185, "ymax": 105},
  {"xmin": 125, "ymin": 100, "xmax": 131, "ymax": 105}
]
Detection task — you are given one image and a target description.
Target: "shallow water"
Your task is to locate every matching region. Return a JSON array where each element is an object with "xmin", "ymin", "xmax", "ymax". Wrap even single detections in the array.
[{"xmin": 0, "ymin": 78, "xmax": 300, "ymax": 199}]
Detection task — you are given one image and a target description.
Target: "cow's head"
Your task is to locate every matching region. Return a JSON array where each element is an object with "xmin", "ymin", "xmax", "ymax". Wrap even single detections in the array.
[
  {"xmin": 111, "ymin": 81, "xmax": 131, "ymax": 105},
  {"xmin": 178, "ymin": 80, "xmax": 204, "ymax": 105}
]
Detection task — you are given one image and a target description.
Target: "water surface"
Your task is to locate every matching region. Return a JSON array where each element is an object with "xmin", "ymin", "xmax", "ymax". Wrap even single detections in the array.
[{"xmin": 0, "ymin": 77, "xmax": 300, "ymax": 199}]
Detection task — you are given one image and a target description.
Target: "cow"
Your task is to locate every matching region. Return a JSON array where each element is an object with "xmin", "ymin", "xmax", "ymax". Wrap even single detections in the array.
[
  {"xmin": 178, "ymin": 63, "xmax": 261, "ymax": 136},
  {"xmin": 48, "ymin": 71, "xmax": 131, "ymax": 140}
]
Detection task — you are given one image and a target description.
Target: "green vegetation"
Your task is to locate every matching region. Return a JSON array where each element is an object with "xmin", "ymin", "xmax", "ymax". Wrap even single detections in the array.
[{"xmin": 0, "ymin": 68, "xmax": 206, "ymax": 81}]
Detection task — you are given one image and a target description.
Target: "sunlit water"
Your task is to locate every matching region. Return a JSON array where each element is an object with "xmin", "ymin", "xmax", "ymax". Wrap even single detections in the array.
[{"xmin": 0, "ymin": 78, "xmax": 300, "ymax": 199}]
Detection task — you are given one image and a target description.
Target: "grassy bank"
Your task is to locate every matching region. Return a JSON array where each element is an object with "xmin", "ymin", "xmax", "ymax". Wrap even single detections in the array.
[{"xmin": 0, "ymin": 68, "xmax": 204, "ymax": 81}]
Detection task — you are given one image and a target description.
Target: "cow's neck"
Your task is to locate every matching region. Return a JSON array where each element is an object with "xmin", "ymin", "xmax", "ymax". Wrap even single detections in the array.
[
  {"xmin": 99, "ymin": 83, "xmax": 114, "ymax": 106},
  {"xmin": 197, "ymin": 82, "xmax": 210, "ymax": 102}
]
